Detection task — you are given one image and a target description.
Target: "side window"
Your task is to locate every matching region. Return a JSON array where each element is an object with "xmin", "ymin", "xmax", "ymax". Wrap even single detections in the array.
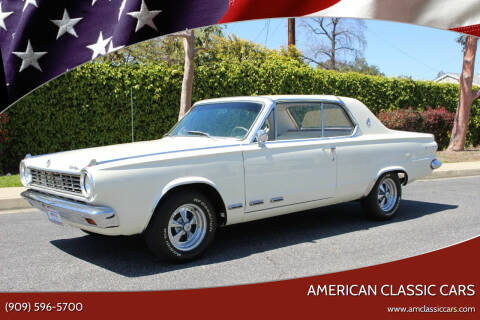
[
  {"xmin": 260, "ymin": 109, "xmax": 275, "ymax": 141},
  {"xmin": 276, "ymin": 103, "xmax": 323, "ymax": 140},
  {"xmin": 275, "ymin": 102, "xmax": 355, "ymax": 140},
  {"xmin": 323, "ymin": 103, "xmax": 354, "ymax": 137}
]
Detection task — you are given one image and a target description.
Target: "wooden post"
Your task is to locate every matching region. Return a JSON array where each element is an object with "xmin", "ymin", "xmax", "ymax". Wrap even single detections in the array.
[{"xmin": 288, "ymin": 18, "xmax": 295, "ymax": 46}]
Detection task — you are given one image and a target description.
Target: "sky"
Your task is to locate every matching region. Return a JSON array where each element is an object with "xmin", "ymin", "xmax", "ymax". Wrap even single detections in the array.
[{"xmin": 223, "ymin": 18, "xmax": 480, "ymax": 81}]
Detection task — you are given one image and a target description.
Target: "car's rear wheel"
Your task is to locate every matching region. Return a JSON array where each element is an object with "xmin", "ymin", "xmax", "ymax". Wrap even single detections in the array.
[
  {"xmin": 145, "ymin": 190, "xmax": 217, "ymax": 262},
  {"xmin": 361, "ymin": 172, "xmax": 401, "ymax": 220}
]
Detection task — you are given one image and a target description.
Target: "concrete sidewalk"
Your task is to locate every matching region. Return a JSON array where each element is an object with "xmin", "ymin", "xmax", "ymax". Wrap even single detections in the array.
[
  {"xmin": 1, "ymin": 161, "xmax": 480, "ymax": 211},
  {"xmin": 0, "ymin": 187, "xmax": 27, "ymax": 210}
]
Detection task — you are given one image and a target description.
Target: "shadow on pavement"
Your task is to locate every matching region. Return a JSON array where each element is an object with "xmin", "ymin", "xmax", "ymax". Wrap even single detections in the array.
[{"xmin": 50, "ymin": 199, "xmax": 457, "ymax": 277}]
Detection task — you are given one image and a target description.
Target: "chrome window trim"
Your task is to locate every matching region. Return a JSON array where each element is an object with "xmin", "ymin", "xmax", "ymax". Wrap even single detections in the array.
[
  {"xmin": 321, "ymin": 102, "xmax": 325, "ymax": 137},
  {"xmin": 167, "ymin": 99, "xmax": 267, "ymax": 142},
  {"xmin": 248, "ymin": 100, "xmax": 276, "ymax": 144},
  {"xmin": 268, "ymin": 98, "xmax": 359, "ymax": 143},
  {"xmin": 256, "ymin": 103, "xmax": 277, "ymax": 141},
  {"xmin": 274, "ymin": 104, "xmax": 278, "ymax": 140}
]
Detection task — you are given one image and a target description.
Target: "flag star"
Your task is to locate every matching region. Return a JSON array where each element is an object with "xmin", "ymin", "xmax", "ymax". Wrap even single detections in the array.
[
  {"xmin": 12, "ymin": 40, "xmax": 47, "ymax": 72},
  {"xmin": 127, "ymin": 0, "xmax": 161, "ymax": 32},
  {"xmin": 22, "ymin": 0, "xmax": 38, "ymax": 12},
  {"xmin": 51, "ymin": 9, "xmax": 83, "ymax": 39},
  {"xmin": 108, "ymin": 40, "xmax": 124, "ymax": 53},
  {"xmin": 118, "ymin": 0, "xmax": 126, "ymax": 21},
  {"xmin": 87, "ymin": 31, "xmax": 111, "ymax": 60},
  {"xmin": 91, "ymin": 0, "xmax": 111, "ymax": 6},
  {"xmin": 0, "ymin": 3, "xmax": 13, "ymax": 31}
]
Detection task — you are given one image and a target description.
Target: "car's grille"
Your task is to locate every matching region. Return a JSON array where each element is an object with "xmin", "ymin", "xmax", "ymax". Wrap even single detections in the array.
[{"xmin": 30, "ymin": 169, "xmax": 82, "ymax": 194}]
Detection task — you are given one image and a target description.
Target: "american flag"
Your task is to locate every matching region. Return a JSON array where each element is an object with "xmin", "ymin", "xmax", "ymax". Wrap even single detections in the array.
[
  {"xmin": 0, "ymin": 0, "xmax": 479, "ymax": 112},
  {"xmin": 0, "ymin": 0, "xmax": 230, "ymax": 111}
]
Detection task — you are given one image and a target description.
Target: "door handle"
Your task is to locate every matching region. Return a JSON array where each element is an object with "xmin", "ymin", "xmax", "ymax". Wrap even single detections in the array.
[{"xmin": 323, "ymin": 146, "xmax": 336, "ymax": 161}]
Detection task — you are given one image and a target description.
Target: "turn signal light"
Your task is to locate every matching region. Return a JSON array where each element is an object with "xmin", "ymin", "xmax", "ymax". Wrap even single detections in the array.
[{"xmin": 85, "ymin": 218, "xmax": 97, "ymax": 225}]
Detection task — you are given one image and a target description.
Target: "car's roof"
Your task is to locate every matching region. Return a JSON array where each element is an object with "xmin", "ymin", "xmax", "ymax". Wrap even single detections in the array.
[{"xmin": 195, "ymin": 95, "xmax": 342, "ymax": 105}]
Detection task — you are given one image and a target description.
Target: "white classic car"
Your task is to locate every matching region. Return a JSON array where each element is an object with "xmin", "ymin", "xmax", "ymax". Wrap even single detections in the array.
[{"xmin": 20, "ymin": 95, "xmax": 441, "ymax": 262}]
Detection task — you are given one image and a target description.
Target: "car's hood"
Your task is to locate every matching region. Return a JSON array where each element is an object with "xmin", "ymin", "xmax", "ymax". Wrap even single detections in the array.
[{"xmin": 25, "ymin": 137, "xmax": 240, "ymax": 172}]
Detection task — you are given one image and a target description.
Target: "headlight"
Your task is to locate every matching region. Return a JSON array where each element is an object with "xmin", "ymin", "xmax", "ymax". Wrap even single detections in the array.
[
  {"xmin": 19, "ymin": 161, "xmax": 32, "ymax": 186},
  {"xmin": 80, "ymin": 170, "xmax": 94, "ymax": 199}
]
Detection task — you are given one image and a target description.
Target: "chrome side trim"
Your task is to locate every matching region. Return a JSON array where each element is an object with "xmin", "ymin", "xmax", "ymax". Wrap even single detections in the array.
[
  {"xmin": 249, "ymin": 200, "xmax": 264, "ymax": 206},
  {"xmin": 21, "ymin": 190, "xmax": 118, "ymax": 228},
  {"xmin": 247, "ymin": 197, "xmax": 334, "ymax": 213},
  {"xmin": 270, "ymin": 196, "xmax": 284, "ymax": 203},
  {"xmin": 228, "ymin": 203, "xmax": 243, "ymax": 210}
]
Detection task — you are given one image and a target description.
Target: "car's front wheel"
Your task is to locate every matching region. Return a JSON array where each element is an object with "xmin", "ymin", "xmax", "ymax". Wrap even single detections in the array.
[
  {"xmin": 145, "ymin": 190, "xmax": 217, "ymax": 262},
  {"xmin": 361, "ymin": 172, "xmax": 401, "ymax": 220}
]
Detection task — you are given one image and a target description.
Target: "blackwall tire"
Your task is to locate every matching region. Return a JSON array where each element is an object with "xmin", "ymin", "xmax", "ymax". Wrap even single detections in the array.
[
  {"xmin": 361, "ymin": 172, "xmax": 402, "ymax": 220},
  {"xmin": 145, "ymin": 190, "xmax": 217, "ymax": 262}
]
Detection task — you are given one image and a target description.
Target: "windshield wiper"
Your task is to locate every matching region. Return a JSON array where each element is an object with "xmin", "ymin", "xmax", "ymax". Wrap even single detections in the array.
[{"xmin": 186, "ymin": 131, "xmax": 213, "ymax": 138}]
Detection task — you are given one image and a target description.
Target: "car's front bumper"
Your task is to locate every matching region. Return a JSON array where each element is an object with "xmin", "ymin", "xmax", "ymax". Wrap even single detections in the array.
[{"xmin": 21, "ymin": 189, "xmax": 119, "ymax": 228}]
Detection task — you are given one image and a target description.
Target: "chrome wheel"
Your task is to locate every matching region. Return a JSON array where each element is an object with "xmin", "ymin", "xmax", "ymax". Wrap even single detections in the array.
[
  {"xmin": 167, "ymin": 204, "xmax": 207, "ymax": 251},
  {"xmin": 377, "ymin": 177, "xmax": 398, "ymax": 212}
]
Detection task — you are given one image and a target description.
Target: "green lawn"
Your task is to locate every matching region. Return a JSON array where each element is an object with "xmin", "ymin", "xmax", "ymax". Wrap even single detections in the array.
[{"xmin": 0, "ymin": 174, "xmax": 22, "ymax": 188}]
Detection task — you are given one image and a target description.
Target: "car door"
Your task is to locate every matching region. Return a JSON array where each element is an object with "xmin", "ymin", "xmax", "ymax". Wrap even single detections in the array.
[{"xmin": 242, "ymin": 102, "xmax": 338, "ymax": 213}]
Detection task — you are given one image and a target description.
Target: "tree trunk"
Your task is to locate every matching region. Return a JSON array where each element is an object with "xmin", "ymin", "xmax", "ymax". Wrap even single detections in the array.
[
  {"xmin": 447, "ymin": 36, "xmax": 480, "ymax": 151},
  {"xmin": 288, "ymin": 18, "xmax": 295, "ymax": 46},
  {"xmin": 178, "ymin": 29, "xmax": 195, "ymax": 121}
]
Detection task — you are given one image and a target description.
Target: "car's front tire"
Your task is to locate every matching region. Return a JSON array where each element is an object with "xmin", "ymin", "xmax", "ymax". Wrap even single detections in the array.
[
  {"xmin": 145, "ymin": 190, "xmax": 217, "ymax": 262},
  {"xmin": 361, "ymin": 172, "xmax": 401, "ymax": 220}
]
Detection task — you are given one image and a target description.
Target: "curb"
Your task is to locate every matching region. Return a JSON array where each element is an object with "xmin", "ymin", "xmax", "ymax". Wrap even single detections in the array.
[
  {"xmin": 423, "ymin": 169, "xmax": 480, "ymax": 180},
  {"xmin": 0, "ymin": 187, "xmax": 28, "ymax": 210},
  {"xmin": 0, "ymin": 198, "xmax": 29, "ymax": 210}
]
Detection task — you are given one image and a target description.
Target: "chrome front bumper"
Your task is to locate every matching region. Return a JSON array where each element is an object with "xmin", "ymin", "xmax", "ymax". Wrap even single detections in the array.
[{"xmin": 21, "ymin": 190, "xmax": 119, "ymax": 228}]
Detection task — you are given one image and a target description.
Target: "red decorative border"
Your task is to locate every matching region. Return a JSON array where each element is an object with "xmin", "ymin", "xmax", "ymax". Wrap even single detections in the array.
[
  {"xmin": 220, "ymin": 0, "xmax": 341, "ymax": 23},
  {"xmin": 1, "ymin": 236, "xmax": 479, "ymax": 319},
  {"xmin": 451, "ymin": 24, "xmax": 480, "ymax": 37}
]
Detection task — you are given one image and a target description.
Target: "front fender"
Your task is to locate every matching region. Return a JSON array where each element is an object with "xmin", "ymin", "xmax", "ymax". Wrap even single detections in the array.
[
  {"xmin": 161, "ymin": 176, "xmax": 220, "ymax": 198},
  {"xmin": 143, "ymin": 176, "xmax": 223, "ymax": 232}
]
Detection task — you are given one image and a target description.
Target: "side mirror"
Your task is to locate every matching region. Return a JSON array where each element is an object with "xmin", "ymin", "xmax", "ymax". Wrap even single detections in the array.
[{"xmin": 256, "ymin": 129, "xmax": 269, "ymax": 147}]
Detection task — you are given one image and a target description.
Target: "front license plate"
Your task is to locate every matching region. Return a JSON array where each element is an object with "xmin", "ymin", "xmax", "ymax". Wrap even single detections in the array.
[{"xmin": 45, "ymin": 206, "xmax": 63, "ymax": 225}]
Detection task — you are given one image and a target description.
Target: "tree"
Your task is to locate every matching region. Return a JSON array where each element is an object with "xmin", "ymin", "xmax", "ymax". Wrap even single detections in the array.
[
  {"xmin": 176, "ymin": 29, "xmax": 195, "ymax": 120},
  {"xmin": 447, "ymin": 35, "xmax": 480, "ymax": 151},
  {"xmin": 105, "ymin": 26, "xmax": 224, "ymax": 67},
  {"xmin": 104, "ymin": 26, "xmax": 224, "ymax": 121},
  {"xmin": 337, "ymin": 57, "xmax": 384, "ymax": 76},
  {"xmin": 301, "ymin": 18, "xmax": 366, "ymax": 70}
]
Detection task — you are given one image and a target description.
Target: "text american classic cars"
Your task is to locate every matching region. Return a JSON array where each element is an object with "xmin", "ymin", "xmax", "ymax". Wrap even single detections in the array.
[{"xmin": 20, "ymin": 95, "xmax": 441, "ymax": 262}]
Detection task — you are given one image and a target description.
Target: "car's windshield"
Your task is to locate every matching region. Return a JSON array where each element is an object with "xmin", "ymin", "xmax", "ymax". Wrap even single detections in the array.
[{"xmin": 168, "ymin": 101, "xmax": 263, "ymax": 139}]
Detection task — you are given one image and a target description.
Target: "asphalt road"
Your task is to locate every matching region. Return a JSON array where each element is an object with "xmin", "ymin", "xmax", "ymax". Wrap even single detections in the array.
[{"xmin": 1, "ymin": 176, "xmax": 479, "ymax": 291}]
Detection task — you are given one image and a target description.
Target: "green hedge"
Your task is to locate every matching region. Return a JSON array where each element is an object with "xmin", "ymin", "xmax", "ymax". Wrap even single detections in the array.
[{"xmin": 2, "ymin": 57, "xmax": 479, "ymax": 173}]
